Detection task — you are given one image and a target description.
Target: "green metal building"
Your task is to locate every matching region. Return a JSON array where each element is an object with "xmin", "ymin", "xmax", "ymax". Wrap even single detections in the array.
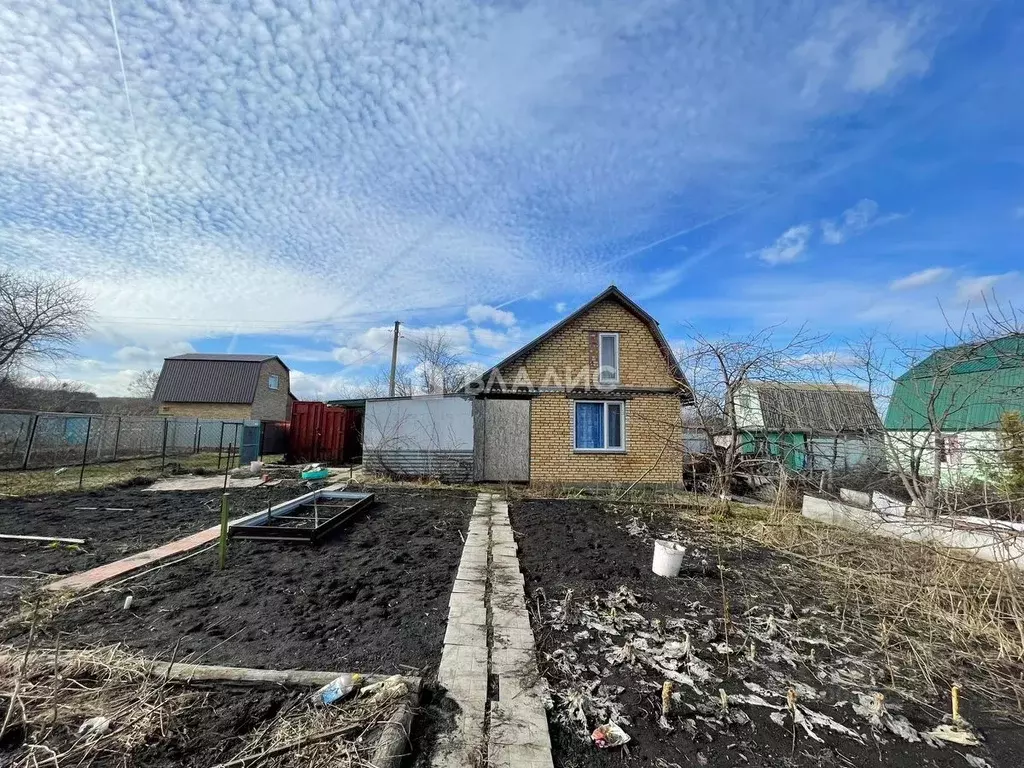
[{"xmin": 884, "ymin": 335, "xmax": 1024, "ymax": 483}]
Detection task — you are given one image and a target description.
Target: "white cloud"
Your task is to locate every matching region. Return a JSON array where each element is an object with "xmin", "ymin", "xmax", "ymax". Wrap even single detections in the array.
[
  {"xmin": 0, "ymin": 0, "xmax": 955, "ymax": 375},
  {"xmin": 820, "ymin": 199, "xmax": 900, "ymax": 244},
  {"xmin": 472, "ymin": 326, "xmax": 522, "ymax": 351},
  {"xmin": 554, "ymin": 302, "xmax": 568, "ymax": 314},
  {"xmin": 794, "ymin": 4, "xmax": 931, "ymax": 97},
  {"xmin": 332, "ymin": 346, "xmax": 389, "ymax": 366},
  {"xmin": 112, "ymin": 341, "xmax": 196, "ymax": 368},
  {"xmin": 955, "ymin": 273, "xmax": 1018, "ymax": 305},
  {"xmin": 889, "ymin": 267, "xmax": 952, "ymax": 291},
  {"xmin": 753, "ymin": 225, "xmax": 812, "ymax": 265},
  {"xmin": 289, "ymin": 370, "xmax": 360, "ymax": 400},
  {"xmin": 467, "ymin": 304, "xmax": 516, "ymax": 327}
]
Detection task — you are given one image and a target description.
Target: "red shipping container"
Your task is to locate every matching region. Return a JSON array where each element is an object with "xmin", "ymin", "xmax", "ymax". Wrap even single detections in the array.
[{"xmin": 288, "ymin": 401, "xmax": 363, "ymax": 464}]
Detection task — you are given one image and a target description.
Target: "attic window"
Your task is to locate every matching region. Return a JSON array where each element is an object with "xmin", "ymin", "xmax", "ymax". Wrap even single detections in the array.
[
  {"xmin": 268, "ymin": 375, "xmax": 280, "ymax": 391},
  {"xmin": 598, "ymin": 333, "xmax": 619, "ymax": 384}
]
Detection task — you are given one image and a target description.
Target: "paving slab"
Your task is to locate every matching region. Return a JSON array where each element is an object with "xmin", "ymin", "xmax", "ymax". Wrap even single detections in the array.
[
  {"xmin": 487, "ymin": 742, "xmax": 554, "ymax": 768},
  {"xmin": 490, "ymin": 701, "xmax": 551, "ymax": 748},
  {"xmin": 433, "ymin": 492, "xmax": 551, "ymax": 768},
  {"xmin": 443, "ymin": 621, "xmax": 488, "ymax": 648},
  {"xmin": 144, "ymin": 475, "xmax": 267, "ymax": 492}
]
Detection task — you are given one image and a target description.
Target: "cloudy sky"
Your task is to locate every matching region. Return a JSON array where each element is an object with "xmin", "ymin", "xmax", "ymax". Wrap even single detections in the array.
[{"xmin": 2, "ymin": 0, "xmax": 1021, "ymax": 397}]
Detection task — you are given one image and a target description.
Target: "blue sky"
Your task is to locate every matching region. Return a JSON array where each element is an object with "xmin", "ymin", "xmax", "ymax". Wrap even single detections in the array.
[{"xmin": 1, "ymin": 0, "xmax": 1021, "ymax": 397}]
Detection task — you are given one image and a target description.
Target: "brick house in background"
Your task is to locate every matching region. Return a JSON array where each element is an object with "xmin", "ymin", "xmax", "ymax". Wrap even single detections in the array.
[
  {"xmin": 153, "ymin": 354, "xmax": 292, "ymax": 422},
  {"xmin": 469, "ymin": 286, "xmax": 691, "ymax": 485}
]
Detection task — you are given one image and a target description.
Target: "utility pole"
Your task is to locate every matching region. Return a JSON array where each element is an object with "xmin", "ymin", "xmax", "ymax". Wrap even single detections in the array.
[{"xmin": 388, "ymin": 320, "xmax": 401, "ymax": 396}]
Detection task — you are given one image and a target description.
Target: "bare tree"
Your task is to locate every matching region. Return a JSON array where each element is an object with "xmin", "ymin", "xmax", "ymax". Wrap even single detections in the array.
[
  {"xmin": 0, "ymin": 271, "xmax": 92, "ymax": 377},
  {"xmin": 359, "ymin": 362, "xmax": 415, "ymax": 398},
  {"xmin": 0, "ymin": 373, "xmax": 95, "ymax": 412},
  {"xmin": 676, "ymin": 324, "xmax": 829, "ymax": 503},
  {"xmin": 411, "ymin": 330, "xmax": 479, "ymax": 394},
  {"xmin": 127, "ymin": 369, "xmax": 161, "ymax": 399},
  {"xmin": 849, "ymin": 303, "xmax": 1024, "ymax": 514}
]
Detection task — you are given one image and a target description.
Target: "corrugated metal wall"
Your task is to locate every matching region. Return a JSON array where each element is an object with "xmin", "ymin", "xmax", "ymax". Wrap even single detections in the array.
[{"xmin": 363, "ymin": 396, "xmax": 473, "ymax": 481}]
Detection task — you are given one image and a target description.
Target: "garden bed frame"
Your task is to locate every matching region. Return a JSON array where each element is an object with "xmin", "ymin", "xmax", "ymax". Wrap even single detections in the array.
[{"xmin": 229, "ymin": 489, "xmax": 375, "ymax": 543}]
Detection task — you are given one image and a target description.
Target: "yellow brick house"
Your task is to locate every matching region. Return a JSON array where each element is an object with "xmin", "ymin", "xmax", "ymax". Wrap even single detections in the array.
[{"xmin": 467, "ymin": 286, "xmax": 691, "ymax": 485}]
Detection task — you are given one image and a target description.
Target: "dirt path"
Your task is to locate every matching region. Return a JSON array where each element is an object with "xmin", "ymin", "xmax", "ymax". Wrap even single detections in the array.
[{"xmin": 511, "ymin": 498, "xmax": 1021, "ymax": 768}]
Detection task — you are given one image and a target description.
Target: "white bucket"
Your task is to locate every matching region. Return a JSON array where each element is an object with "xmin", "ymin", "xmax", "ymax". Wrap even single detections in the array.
[{"xmin": 652, "ymin": 540, "xmax": 686, "ymax": 578}]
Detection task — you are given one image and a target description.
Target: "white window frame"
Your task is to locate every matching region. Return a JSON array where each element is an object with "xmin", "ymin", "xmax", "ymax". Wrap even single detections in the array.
[
  {"xmin": 598, "ymin": 333, "xmax": 620, "ymax": 384},
  {"xmin": 268, "ymin": 374, "xmax": 280, "ymax": 391},
  {"xmin": 573, "ymin": 400, "xmax": 626, "ymax": 452}
]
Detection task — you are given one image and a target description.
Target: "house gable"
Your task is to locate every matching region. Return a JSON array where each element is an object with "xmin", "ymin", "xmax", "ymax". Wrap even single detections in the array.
[
  {"xmin": 153, "ymin": 354, "xmax": 291, "ymax": 422},
  {"xmin": 473, "ymin": 286, "xmax": 687, "ymax": 396}
]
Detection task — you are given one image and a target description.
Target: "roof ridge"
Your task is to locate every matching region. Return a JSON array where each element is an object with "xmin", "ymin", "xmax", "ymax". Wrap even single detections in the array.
[{"xmin": 463, "ymin": 285, "xmax": 690, "ymax": 400}]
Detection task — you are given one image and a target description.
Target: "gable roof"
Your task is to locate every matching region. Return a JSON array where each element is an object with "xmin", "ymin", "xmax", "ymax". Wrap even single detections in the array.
[
  {"xmin": 470, "ymin": 285, "xmax": 688, "ymax": 394},
  {"xmin": 884, "ymin": 335, "xmax": 1024, "ymax": 430},
  {"xmin": 154, "ymin": 354, "xmax": 286, "ymax": 404},
  {"xmin": 167, "ymin": 353, "xmax": 287, "ymax": 367},
  {"xmin": 745, "ymin": 381, "xmax": 882, "ymax": 433}
]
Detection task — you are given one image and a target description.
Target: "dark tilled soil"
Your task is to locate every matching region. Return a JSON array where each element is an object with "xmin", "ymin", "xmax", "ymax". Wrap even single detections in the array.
[
  {"xmin": 511, "ymin": 499, "xmax": 1022, "ymax": 768},
  {"xmin": 0, "ymin": 485, "xmax": 305, "ymax": 605},
  {"xmin": 17, "ymin": 488, "xmax": 473, "ymax": 676}
]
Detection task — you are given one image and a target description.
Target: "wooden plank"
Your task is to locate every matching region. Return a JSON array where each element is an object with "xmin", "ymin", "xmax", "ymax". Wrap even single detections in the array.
[
  {"xmin": 370, "ymin": 692, "xmax": 418, "ymax": 768},
  {"xmin": 0, "ymin": 533, "xmax": 86, "ymax": 545},
  {"xmin": 147, "ymin": 660, "xmax": 421, "ymax": 693}
]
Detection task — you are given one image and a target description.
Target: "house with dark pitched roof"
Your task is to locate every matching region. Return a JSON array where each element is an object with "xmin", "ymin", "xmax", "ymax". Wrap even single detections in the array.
[{"xmin": 153, "ymin": 354, "xmax": 292, "ymax": 422}]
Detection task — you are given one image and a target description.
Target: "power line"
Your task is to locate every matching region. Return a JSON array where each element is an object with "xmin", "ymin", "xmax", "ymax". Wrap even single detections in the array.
[{"xmin": 343, "ymin": 340, "xmax": 393, "ymax": 369}]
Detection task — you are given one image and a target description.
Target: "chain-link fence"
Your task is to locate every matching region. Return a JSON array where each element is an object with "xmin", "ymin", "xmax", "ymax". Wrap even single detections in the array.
[{"xmin": 0, "ymin": 410, "xmax": 248, "ymax": 472}]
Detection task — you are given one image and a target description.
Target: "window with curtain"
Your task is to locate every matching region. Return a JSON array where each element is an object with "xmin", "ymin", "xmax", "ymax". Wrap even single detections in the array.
[
  {"xmin": 575, "ymin": 401, "xmax": 625, "ymax": 450},
  {"xmin": 598, "ymin": 333, "xmax": 619, "ymax": 383}
]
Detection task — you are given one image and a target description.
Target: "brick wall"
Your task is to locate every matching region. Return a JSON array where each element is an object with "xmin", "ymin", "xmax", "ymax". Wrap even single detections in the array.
[
  {"xmin": 494, "ymin": 296, "xmax": 684, "ymax": 484},
  {"xmin": 158, "ymin": 402, "xmax": 252, "ymax": 419},
  {"xmin": 251, "ymin": 359, "xmax": 291, "ymax": 421},
  {"xmin": 498, "ymin": 297, "xmax": 679, "ymax": 389},
  {"xmin": 529, "ymin": 393, "xmax": 683, "ymax": 483}
]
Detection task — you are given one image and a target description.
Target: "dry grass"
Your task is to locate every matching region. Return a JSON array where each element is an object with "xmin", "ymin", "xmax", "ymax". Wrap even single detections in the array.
[
  {"xmin": 525, "ymin": 479, "xmax": 1024, "ymax": 718},
  {"xmin": 709, "ymin": 492, "xmax": 1024, "ymax": 718},
  {"xmin": 0, "ymin": 452, "xmax": 231, "ymax": 499},
  {"xmin": 0, "ymin": 644, "xmax": 206, "ymax": 767},
  {"xmin": 0, "ymin": 643, "xmax": 409, "ymax": 768}
]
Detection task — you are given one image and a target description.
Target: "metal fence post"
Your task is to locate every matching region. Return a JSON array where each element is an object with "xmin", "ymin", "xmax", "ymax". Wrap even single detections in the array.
[
  {"xmin": 194, "ymin": 418, "xmax": 200, "ymax": 454},
  {"xmin": 21, "ymin": 414, "xmax": 39, "ymax": 470},
  {"xmin": 112, "ymin": 416, "xmax": 122, "ymax": 462},
  {"xmin": 78, "ymin": 416, "xmax": 93, "ymax": 490},
  {"xmin": 223, "ymin": 443, "xmax": 234, "ymax": 489},
  {"xmin": 161, "ymin": 419, "xmax": 169, "ymax": 470},
  {"xmin": 217, "ymin": 422, "xmax": 226, "ymax": 470}
]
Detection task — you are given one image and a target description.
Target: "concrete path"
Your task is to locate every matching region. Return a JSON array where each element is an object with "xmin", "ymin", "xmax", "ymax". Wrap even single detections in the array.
[
  {"xmin": 144, "ymin": 475, "xmax": 267, "ymax": 492},
  {"xmin": 434, "ymin": 493, "xmax": 552, "ymax": 768}
]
